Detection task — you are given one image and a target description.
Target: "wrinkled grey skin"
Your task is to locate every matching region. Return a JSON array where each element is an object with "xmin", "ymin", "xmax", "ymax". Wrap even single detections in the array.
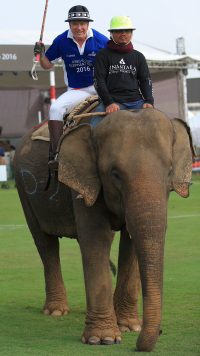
[{"xmin": 14, "ymin": 108, "xmax": 194, "ymax": 351}]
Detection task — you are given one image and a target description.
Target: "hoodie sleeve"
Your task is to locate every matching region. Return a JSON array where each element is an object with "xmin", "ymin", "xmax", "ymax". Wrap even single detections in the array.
[
  {"xmin": 93, "ymin": 49, "xmax": 115, "ymax": 106},
  {"xmin": 137, "ymin": 53, "xmax": 154, "ymax": 106}
]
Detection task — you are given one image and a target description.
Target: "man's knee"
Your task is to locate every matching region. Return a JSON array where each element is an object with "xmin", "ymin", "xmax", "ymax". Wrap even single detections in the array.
[{"xmin": 50, "ymin": 102, "xmax": 65, "ymax": 121}]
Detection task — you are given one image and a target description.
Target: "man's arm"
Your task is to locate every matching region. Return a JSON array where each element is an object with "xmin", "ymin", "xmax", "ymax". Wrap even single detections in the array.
[
  {"xmin": 137, "ymin": 54, "xmax": 154, "ymax": 107},
  {"xmin": 94, "ymin": 50, "xmax": 116, "ymax": 109},
  {"xmin": 40, "ymin": 56, "xmax": 54, "ymax": 70}
]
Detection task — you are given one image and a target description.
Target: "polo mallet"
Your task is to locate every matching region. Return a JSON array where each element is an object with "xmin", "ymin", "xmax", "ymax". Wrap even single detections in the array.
[{"xmin": 31, "ymin": 0, "xmax": 49, "ymax": 80}]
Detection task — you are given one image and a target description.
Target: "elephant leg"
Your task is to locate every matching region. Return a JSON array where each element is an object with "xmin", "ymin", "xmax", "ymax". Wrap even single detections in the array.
[
  {"xmin": 73, "ymin": 194, "xmax": 121, "ymax": 345},
  {"xmin": 114, "ymin": 226, "xmax": 142, "ymax": 332},
  {"xmin": 35, "ymin": 232, "xmax": 69, "ymax": 316},
  {"xmin": 17, "ymin": 189, "xmax": 69, "ymax": 315}
]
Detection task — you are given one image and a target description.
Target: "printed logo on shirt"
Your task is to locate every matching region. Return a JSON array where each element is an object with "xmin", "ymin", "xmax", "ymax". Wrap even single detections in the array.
[
  {"xmin": 119, "ymin": 58, "xmax": 125, "ymax": 64},
  {"xmin": 109, "ymin": 63, "xmax": 136, "ymax": 75},
  {"xmin": 88, "ymin": 51, "xmax": 96, "ymax": 56},
  {"xmin": 66, "ymin": 54, "xmax": 75, "ymax": 57},
  {"xmin": 68, "ymin": 59, "xmax": 93, "ymax": 67},
  {"xmin": 68, "ymin": 58, "xmax": 93, "ymax": 73}
]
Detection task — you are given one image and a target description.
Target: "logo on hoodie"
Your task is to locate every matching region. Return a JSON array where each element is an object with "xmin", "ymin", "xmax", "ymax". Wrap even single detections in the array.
[{"xmin": 109, "ymin": 60, "xmax": 136, "ymax": 75}]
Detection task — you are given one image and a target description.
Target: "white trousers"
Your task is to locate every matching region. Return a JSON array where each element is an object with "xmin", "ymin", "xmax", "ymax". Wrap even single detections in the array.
[{"xmin": 50, "ymin": 85, "xmax": 97, "ymax": 121}]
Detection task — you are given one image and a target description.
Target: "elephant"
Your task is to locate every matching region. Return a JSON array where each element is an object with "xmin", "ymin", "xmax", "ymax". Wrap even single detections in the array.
[{"xmin": 13, "ymin": 108, "xmax": 194, "ymax": 352}]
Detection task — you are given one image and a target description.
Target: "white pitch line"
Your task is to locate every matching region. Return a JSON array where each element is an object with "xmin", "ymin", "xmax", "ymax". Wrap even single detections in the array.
[
  {"xmin": 168, "ymin": 214, "xmax": 200, "ymax": 219},
  {"xmin": 0, "ymin": 214, "xmax": 200, "ymax": 230},
  {"xmin": 0, "ymin": 225, "xmax": 28, "ymax": 230}
]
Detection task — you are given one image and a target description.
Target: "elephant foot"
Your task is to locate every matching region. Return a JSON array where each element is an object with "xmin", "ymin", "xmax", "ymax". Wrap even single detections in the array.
[
  {"xmin": 117, "ymin": 315, "xmax": 142, "ymax": 332},
  {"xmin": 82, "ymin": 324, "xmax": 121, "ymax": 345},
  {"xmin": 43, "ymin": 300, "xmax": 70, "ymax": 316}
]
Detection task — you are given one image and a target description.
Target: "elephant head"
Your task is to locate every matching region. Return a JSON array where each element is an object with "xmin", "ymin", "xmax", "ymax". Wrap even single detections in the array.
[
  {"xmin": 59, "ymin": 110, "xmax": 194, "ymax": 206},
  {"xmin": 58, "ymin": 109, "xmax": 194, "ymax": 351}
]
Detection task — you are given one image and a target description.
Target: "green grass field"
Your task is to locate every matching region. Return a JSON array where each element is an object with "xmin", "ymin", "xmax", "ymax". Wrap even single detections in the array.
[{"xmin": 0, "ymin": 176, "xmax": 200, "ymax": 356}]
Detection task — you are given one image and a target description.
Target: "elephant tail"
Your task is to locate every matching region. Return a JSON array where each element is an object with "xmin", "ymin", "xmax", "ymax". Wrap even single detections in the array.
[{"xmin": 109, "ymin": 260, "xmax": 117, "ymax": 276}]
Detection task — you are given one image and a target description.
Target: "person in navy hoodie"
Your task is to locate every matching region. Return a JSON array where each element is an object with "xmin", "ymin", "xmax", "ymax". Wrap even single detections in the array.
[{"xmin": 34, "ymin": 5, "xmax": 108, "ymax": 169}]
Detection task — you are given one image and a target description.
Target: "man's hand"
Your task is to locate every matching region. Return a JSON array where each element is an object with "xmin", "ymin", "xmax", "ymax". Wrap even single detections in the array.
[
  {"xmin": 106, "ymin": 103, "xmax": 120, "ymax": 114},
  {"xmin": 33, "ymin": 42, "xmax": 53, "ymax": 70},
  {"xmin": 34, "ymin": 42, "xmax": 45, "ymax": 59},
  {"xmin": 142, "ymin": 103, "xmax": 153, "ymax": 108}
]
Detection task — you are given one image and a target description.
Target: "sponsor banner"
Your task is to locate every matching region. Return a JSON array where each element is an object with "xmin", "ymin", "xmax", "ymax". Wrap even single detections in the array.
[{"xmin": 0, "ymin": 45, "xmax": 50, "ymax": 71}]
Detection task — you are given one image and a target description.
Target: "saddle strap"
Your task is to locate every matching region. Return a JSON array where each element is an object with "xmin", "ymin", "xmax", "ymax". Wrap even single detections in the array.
[{"xmin": 63, "ymin": 99, "xmax": 99, "ymax": 134}]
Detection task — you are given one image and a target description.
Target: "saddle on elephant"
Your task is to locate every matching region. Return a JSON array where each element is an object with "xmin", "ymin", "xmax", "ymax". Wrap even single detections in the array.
[
  {"xmin": 32, "ymin": 94, "xmax": 100, "ymax": 143},
  {"xmin": 31, "ymin": 95, "xmax": 101, "ymax": 171}
]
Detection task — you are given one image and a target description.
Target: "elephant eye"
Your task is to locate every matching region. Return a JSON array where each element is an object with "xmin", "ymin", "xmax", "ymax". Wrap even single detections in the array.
[
  {"xmin": 168, "ymin": 166, "xmax": 173, "ymax": 176},
  {"xmin": 111, "ymin": 170, "xmax": 121, "ymax": 181}
]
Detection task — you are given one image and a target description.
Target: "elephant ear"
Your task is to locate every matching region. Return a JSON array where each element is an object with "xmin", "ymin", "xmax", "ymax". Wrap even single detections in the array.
[
  {"xmin": 58, "ymin": 124, "xmax": 101, "ymax": 207},
  {"xmin": 171, "ymin": 118, "xmax": 196, "ymax": 198}
]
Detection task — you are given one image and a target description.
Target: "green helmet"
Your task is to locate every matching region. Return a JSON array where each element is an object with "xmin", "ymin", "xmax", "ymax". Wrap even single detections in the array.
[{"xmin": 108, "ymin": 15, "xmax": 136, "ymax": 31}]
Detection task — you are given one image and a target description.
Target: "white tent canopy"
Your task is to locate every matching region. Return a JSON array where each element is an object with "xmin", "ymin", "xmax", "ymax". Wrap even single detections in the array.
[{"xmin": 132, "ymin": 42, "xmax": 200, "ymax": 72}]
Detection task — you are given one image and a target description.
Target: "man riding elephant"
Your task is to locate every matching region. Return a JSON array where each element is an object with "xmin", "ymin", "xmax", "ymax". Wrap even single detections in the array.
[
  {"xmin": 34, "ymin": 5, "xmax": 108, "ymax": 169},
  {"xmin": 91, "ymin": 15, "xmax": 154, "ymax": 127}
]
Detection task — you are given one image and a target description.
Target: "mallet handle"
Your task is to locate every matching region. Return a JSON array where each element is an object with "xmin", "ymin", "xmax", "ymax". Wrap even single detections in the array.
[
  {"xmin": 35, "ymin": 0, "xmax": 49, "ymax": 62},
  {"xmin": 39, "ymin": 0, "xmax": 49, "ymax": 42}
]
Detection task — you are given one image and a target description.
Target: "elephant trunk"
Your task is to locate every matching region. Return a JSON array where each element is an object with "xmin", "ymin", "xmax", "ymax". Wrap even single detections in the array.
[{"xmin": 124, "ymin": 183, "xmax": 167, "ymax": 352}]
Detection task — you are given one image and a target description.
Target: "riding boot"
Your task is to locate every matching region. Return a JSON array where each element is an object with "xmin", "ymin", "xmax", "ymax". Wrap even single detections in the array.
[{"xmin": 48, "ymin": 120, "xmax": 63, "ymax": 171}]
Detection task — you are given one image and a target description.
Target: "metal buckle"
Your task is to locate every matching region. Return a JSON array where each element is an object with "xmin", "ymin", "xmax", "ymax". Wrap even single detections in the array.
[{"xmin": 67, "ymin": 118, "xmax": 76, "ymax": 129}]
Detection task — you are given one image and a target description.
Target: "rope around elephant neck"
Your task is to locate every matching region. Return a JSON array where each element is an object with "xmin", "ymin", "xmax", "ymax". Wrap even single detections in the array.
[
  {"xmin": 72, "ymin": 109, "xmax": 137, "ymax": 120},
  {"xmin": 72, "ymin": 111, "xmax": 106, "ymax": 119}
]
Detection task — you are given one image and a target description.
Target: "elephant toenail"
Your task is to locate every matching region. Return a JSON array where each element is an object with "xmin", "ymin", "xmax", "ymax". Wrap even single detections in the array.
[
  {"xmin": 133, "ymin": 325, "xmax": 142, "ymax": 332},
  {"xmin": 88, "ymin": 336, "xmax": 101, "ymax": 345},
  {"xmin": 101, "ymin": 337, "xmax": 115, "ymax": 345},
  {"xmin": 82, "ymin": 336, "xmax": 87, "ymax": 344},
  {"xmin": 115, "ymin": 337, "xmax": 122, "ymax": 344},
  {"xmin": 119, "ymin": 325, "xmax": 130, "ymax": 332},
  {"xmin": 51, "ymin": 310, "xmax": 62, "ymax": 316},
  {"xmin": 43, "ymin": 309, "xmax": 50, "ymax": 315}
]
